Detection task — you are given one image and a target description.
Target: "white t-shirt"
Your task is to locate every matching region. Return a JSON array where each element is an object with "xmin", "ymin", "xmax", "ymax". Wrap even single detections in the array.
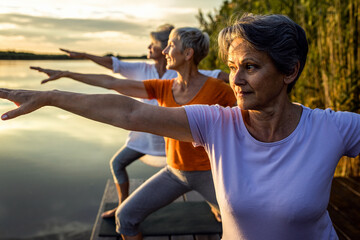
[
  {"xmin": 184, "ymin": 104, "xmax": 360, "ymax": 240},
  {"xmin": 111, "ymin": 57, "xmax": 221, "ymax": 156}
]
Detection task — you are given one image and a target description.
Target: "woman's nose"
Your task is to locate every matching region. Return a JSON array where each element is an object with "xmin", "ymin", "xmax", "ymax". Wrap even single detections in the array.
[
  {"xmin": 162, "ymin": 46, "xmax": 169, "ymax": 55},
  {"xmin": 233, "ymin": 70, "xmax": 246, "ymax": 86}
]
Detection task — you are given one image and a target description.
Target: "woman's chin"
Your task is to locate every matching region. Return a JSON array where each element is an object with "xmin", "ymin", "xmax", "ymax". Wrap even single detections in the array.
[{"xmin": 166, "ymin": 64, "xmax": 175, "ymax": 70}]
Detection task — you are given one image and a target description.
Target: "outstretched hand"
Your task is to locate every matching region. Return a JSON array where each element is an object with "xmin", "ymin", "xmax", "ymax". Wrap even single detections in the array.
[
  {"xmin": 30, "ymin": 66, "xmax": 67, "ymax": 84},
  {"xmin": 60, "ymin": 48, "xmax": 84, "ymax": 59},
  {"xmin": 0, "ymin": 88, "xmax": 48, "ymax": 120}
]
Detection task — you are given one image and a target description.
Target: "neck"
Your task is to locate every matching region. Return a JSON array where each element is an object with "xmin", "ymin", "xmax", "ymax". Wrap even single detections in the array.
[
  {"xmin": 242, "ymin": 100, "xmax": 302, "ymax": 142},
  {"xmin": 175, "ymin": 63, "xmax": 202, "ymax": 89},
  {"xmin": 154, "ymin": 56, "xmax": 167, "ymax": 78}
]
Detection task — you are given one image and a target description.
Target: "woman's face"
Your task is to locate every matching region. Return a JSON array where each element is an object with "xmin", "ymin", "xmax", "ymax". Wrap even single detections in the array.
[
  {"xmin": 162, "ymin": 35, "xmax": 185, "ymax": 70},
  {"xmin": 147, "ymin": 39, "xmax": 163, "ymax": 60},
  {"xmin": 228, "ymin": 38, "xmax": 287, "ymax": 110}
]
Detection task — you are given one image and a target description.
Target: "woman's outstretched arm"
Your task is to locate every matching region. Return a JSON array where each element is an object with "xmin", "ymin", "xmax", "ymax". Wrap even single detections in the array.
[
  {"xmin": 60, "ymin": 48, "xmax": 113, "ymax": 70},
  {"xmin": 0, "ymin": 88, "xmax": 193, "ymax": 142},
  {"xmin": 30, "ymin": 67, "xmax": 148, "ymax": 99}
]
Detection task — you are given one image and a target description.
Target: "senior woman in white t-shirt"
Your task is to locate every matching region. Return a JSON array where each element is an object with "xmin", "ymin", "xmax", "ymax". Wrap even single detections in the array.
[
  {"xmin": 1, "ymin": 13, "xmax": 360, "ymax": 240},
  {"xmin": 36, "ymin": 24, "xmax": 227, "ymax": 219}
]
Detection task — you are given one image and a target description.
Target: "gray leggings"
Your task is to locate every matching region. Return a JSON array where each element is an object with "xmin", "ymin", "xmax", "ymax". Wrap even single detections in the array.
[
  {"xmin": 115, "ymin": 165, "xmax": 219, "ymax": 236},
  {"xmin": 110, "ymin": 146, "xmax": 145, "ymax": 184}
]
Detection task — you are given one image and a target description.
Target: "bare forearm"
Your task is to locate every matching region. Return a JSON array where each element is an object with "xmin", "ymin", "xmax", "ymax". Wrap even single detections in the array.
[
  {"xmin": 48, "ymin": 90, "xmax": 138, "ymax": 129},
  {"xmin": 63, "ymin": 72, "xmax": 148, "ymax": 98},
  {"xmin": 48, "ymin": 90, "xmax": 193, "ymax": 141},
  {"xmin": 64, "ymin": 72, "xmax": 117, "ymax": 89},
  {"xmin": 82, "ymin": 53, "xmax": 113, "ymax": 70}
]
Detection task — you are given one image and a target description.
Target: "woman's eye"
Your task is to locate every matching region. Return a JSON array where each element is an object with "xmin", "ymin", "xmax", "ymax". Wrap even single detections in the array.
[
  {"xmin": 246, "ymin": 64, "xmax": 256, "ymax": 70},
  {"xmin": 229, "ymin": 66, "xmax": 236, "ymax": 72}
]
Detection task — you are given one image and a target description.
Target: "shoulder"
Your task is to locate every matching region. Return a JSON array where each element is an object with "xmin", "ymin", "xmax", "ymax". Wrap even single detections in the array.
[
  {"xmin": 184, "ymin": 105, "xmax": 238, "ymax": 122},
  {"xmin": 113, "ymin": 58, "xmax": 154, "ymax": 70},
  {"xmin": 184, "ymin": 105, "xmax": 240, "ymax": 145},
  {"xmin": 305, "ymin": 106, "xmax": 360, "ymax": 124},
  {"xmin": 143, "ymin": 78, "xmax": 174, "ymax": 90}
]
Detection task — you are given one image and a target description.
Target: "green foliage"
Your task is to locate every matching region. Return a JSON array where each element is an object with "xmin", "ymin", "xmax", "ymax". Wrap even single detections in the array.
[{"xmin": 197, "ymin": 0, "xmax": 360, "ymax": 176}]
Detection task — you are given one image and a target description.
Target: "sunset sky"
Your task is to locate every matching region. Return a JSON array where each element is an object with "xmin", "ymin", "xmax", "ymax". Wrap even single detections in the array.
[{"xmin": 0, "ymin": 0, "xmax": 224, "ymax": 55}]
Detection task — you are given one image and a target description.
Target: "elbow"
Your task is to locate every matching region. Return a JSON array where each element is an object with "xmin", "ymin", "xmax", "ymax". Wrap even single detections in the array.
[{"xmin": 109, "ymin": 99, "xmax": 141, "ymax": 131}]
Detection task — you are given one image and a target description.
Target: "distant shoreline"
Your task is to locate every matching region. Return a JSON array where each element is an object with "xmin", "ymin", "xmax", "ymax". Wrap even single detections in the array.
[{"xmin": 0, "ymin": 51, "xmax": 147, "ymax": 60}]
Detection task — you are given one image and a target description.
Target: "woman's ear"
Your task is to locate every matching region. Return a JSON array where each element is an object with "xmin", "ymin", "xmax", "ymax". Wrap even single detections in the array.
[
  {"xmin": 284, "ymin": 61, "xmax": 300, "ymax": 84},
  {"xmin": 184, "ymin": 48, "xmax": 194, "ymax": 61}
]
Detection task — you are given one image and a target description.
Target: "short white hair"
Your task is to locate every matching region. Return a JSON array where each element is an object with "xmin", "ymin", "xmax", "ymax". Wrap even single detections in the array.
[{"xmin": 170, "ymin": 27, "xmax": 210, "ymax": 66}]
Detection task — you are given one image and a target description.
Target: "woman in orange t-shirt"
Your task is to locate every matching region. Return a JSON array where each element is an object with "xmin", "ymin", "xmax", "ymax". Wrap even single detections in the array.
[
  {"xmin": 13, "ymin": 27, "xmax": 235, "ymax": 239},
  {"xmin": 110, "ymin": 28, "xmax": 235, "ymax": 239}
]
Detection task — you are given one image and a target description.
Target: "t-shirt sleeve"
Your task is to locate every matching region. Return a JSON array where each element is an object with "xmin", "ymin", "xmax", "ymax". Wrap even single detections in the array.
[
  {"xmin": 199, "ymin": 69, "xmax": 221, "ymax": 78},
  {"xmin": 111, "ymin": 57, "xmax": 149, "ymax": 80},
  {"xmin": 329, "ymin": 109, "xmax": 360, "ymax": 157},
  {"xmin": 184, "ymin": 105, "xmax": 221, "ymax": 147},
  {"xmin": 143, "ymin": 79, "xmax": 170, "ymax": 104},
  {"xmin": 143, "ymin": 79, "xmax": 159, "ymax": 100}
]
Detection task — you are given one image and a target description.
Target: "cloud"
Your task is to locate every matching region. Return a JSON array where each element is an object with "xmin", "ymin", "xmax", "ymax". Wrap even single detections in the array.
[
  {"xmin": 0, "ymin": 13, "xmax": 152, "ymax": 54},
  {"xmin": 0, "ymin": 0, "xmax": 224, "ymax": 55},
  {"xmin": 0, "ymin": 13, "xmax": 150, "ymax": 34}
]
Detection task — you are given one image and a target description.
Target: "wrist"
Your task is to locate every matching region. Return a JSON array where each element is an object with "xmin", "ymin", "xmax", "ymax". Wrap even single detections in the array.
[
  {"xmin": 63, "ymin": 70, "xmax": 71, "ymax": 78},
  {"xmin": 44, "ymin": 90, "xmax": 60, "ymax": 106},
  {"xmin": 81, "ymin": 52, "xmax": 89, "ymax": 59}
]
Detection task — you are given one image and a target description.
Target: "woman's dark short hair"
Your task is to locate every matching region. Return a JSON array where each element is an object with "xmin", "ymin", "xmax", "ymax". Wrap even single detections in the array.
[
  {"xmin": 218, "ymin": 13, "xmax": 308, "ymax": 93},
  {"xmin": 150, "ymin": 24, "xmax": 175, "ymax": 50}
]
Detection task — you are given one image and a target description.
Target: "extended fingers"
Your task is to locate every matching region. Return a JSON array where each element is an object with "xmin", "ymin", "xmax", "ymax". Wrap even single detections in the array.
[
  {"xmin": 1, "ymin": 102, "xmax": 35, "ymax": 120},
  {"xmin": 30, "ymin": 66, "xmax": 55, "ymax": 73},
  {"xmin": 40, "ymin": 72, "xmax": 63, "ymax": 84},
  {"xmin": 30, "ymin": 66, "xmax": 41, "ymax": 70},
  {"xmin": 59, "ymin": 48, "xmax": 70, "ymax": 53}
]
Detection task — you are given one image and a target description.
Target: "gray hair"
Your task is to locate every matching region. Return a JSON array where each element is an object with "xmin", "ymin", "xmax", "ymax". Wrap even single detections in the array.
[
  {"xmin": 170, "ymin": 27, "xmax": 210, "ymax": 66},
  {"xmin": 150, "ymin": 24, "xmax": 175, "ymax": 49},
  {"xmin": 218, "ymin": 13, "xmax": 308, "ymax": 93}
]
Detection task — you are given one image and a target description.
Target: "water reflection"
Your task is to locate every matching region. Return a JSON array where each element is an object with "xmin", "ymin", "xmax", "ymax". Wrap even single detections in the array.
[{"xmin": 0, "ymin": 60, "xmax": 160, "ymax": 238}]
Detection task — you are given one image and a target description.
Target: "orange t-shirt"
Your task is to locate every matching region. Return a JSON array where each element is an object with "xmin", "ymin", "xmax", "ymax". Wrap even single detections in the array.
[{"xmin": 144, "ymin": 77, "xmax": 236, "ymax": 171}]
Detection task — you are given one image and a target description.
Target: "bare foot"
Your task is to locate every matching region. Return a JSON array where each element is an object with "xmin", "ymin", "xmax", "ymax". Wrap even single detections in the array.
[
  {"xmin": 211, "ymin": 207, "xmax": 222, "ymax": 222},
  {"xmin": 101, "ymin": 207, "xmax": 117, "ymax": 218}
]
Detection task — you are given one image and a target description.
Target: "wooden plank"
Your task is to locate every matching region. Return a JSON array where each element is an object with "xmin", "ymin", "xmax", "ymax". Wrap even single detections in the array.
[
  {"xmin": 329, "ymin": 178, "xmax": 360, "ymax": 224},
  {"xmin": 91, "ymin": 179, "xmax": 146, "ymax": 240},
  {"xmin": 195, "ymin": 234, "xmax": 221, "ymax": 240},
  {"xmin": 91, "ymin": 180, "xmax": 114, "ymax": 240},
  {"xmin": 171, "ymin": 235, "xmax": 194, "ymax": 240},
  {"xmin": 144, "ymin": 236, "xmax": 170, "ymax": 240},
  {"xmin": 328, "ymin": 177, "xmax": 360, "ymax": 240},
  {"xmin": 336, "ymin": 177, "xmax": 360, "ymax": 197},
  {"xmin": 328, "ymin": 204, "xmax": 360, "ymax": 240}
]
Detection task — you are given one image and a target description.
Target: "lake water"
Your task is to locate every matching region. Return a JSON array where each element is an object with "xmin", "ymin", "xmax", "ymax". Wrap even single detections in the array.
[{"xmin": 0, "ymin": 60, "xmax": 161, "ymax": 238}]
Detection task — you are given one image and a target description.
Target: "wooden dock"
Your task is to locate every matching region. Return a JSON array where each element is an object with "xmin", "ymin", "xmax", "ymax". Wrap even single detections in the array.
[
  {"xmin": 91, "ymin": 177, "xmax": 360, "ymax": 240},
  {"xmin": 90, "ymin": 179, "xmax": 221, "ymax": 240}
]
